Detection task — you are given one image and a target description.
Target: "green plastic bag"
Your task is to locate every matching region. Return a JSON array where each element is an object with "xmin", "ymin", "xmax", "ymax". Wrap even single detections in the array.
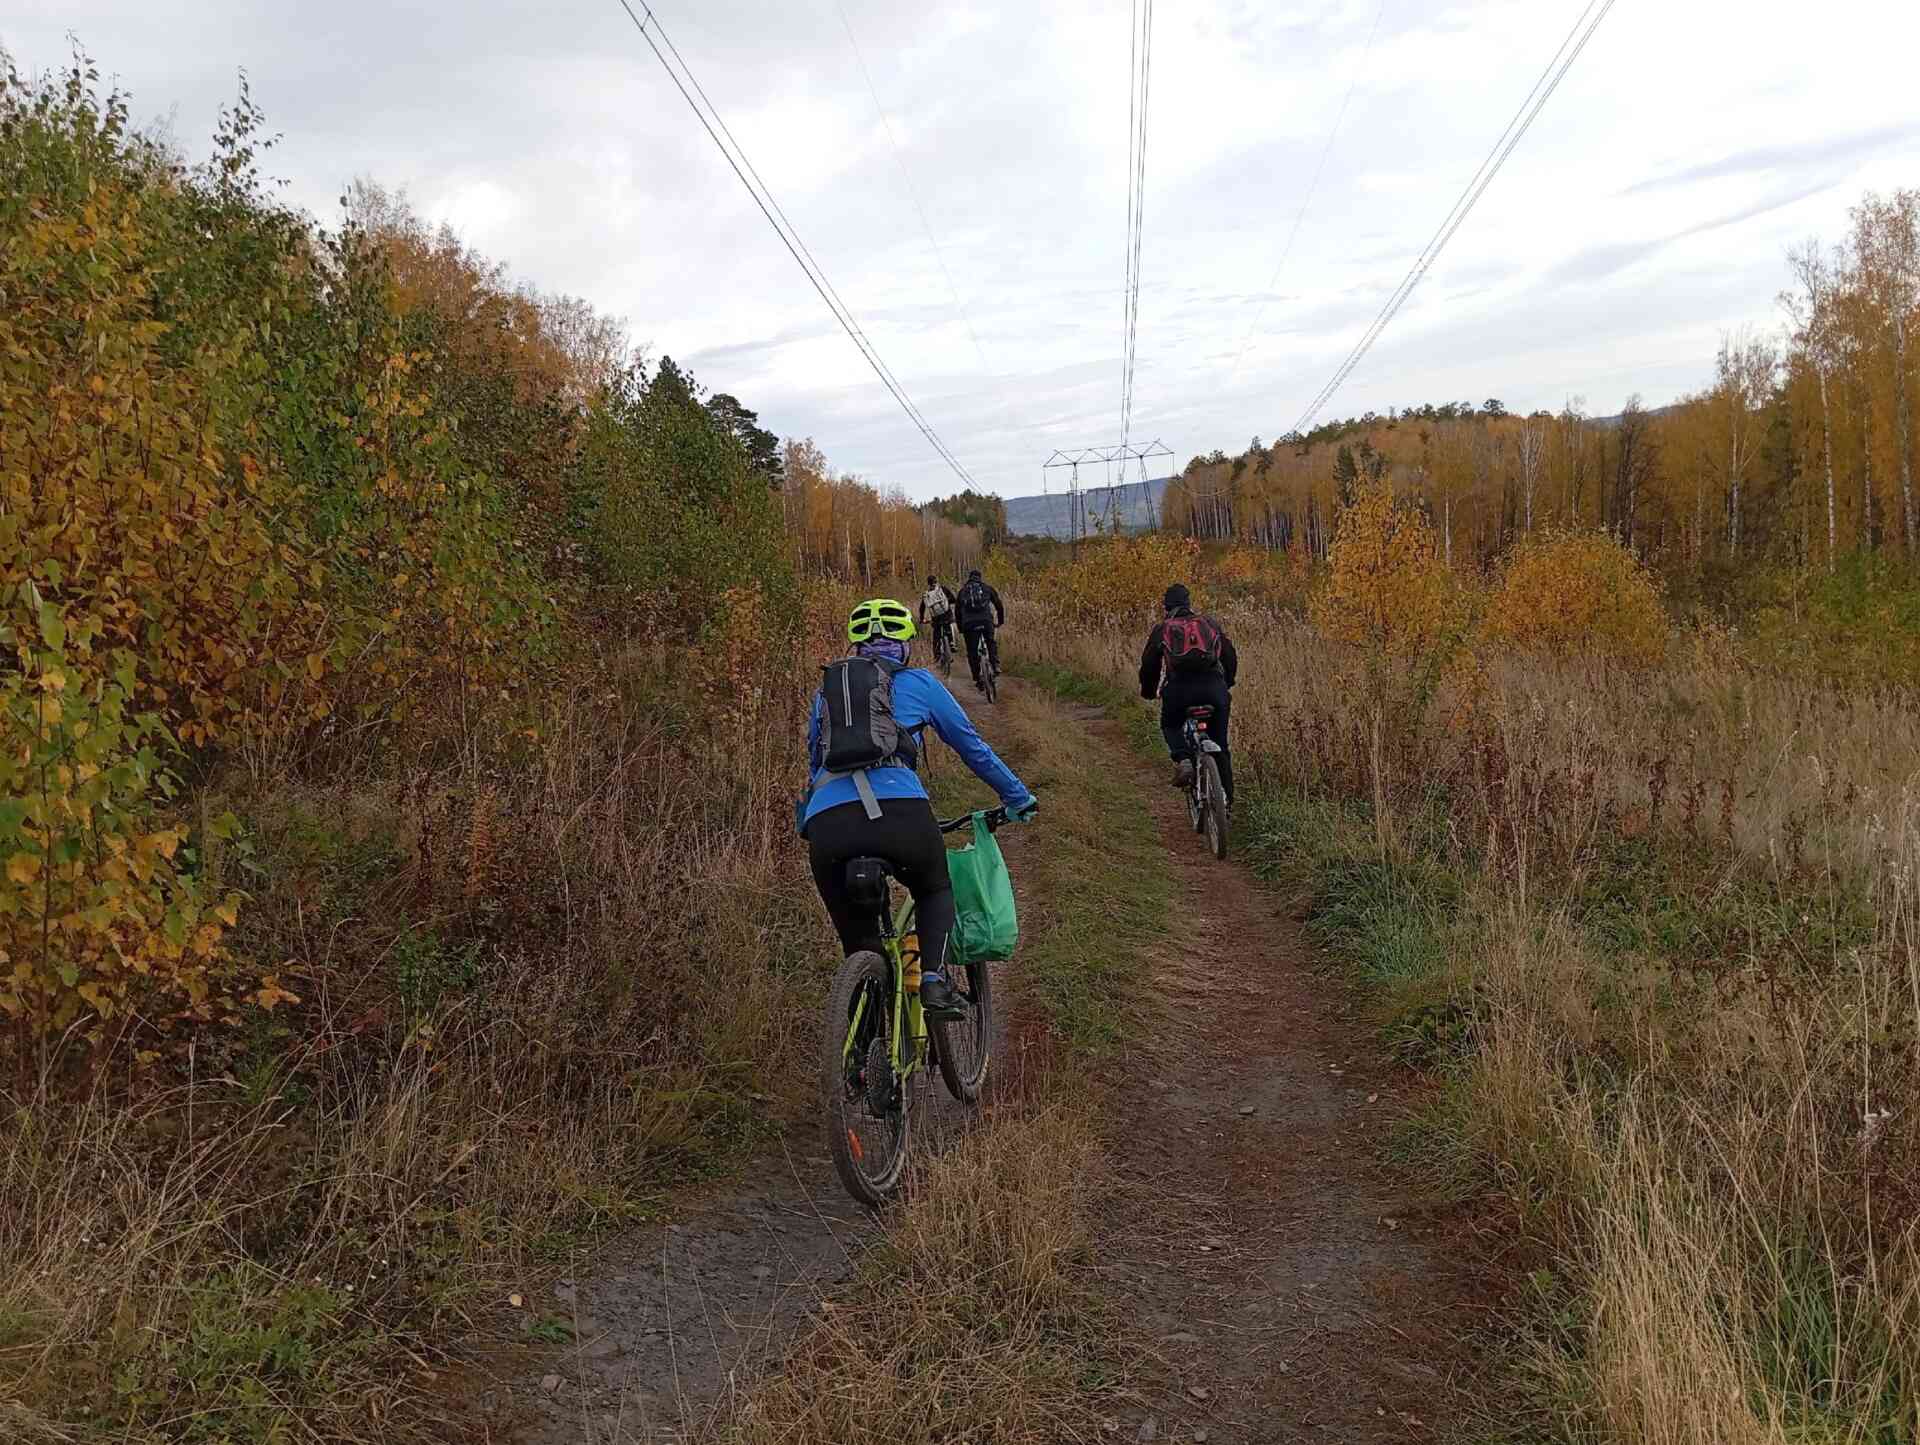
[{"xmin": 948, "ymin": 811, "xmax": 1019, "ymax": 965}]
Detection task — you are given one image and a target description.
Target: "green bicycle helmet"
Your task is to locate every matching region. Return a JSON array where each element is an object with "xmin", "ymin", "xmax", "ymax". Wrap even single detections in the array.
[{"xmin": 847, "ymin": 597, "xmax": 916, "ymax": 643}]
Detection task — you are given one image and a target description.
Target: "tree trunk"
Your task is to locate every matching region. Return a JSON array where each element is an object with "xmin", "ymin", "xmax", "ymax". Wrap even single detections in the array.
[
  {"xmin": 1899, "ymin": 312, "xmax": 1915, "ymax": 552},
  {"xmin": 1820, "ymin": 367, "xmax": 1836, "ymax": 570},
  {"xmin": 1863, "ymin": 395, "xmax": 1875, "ymax": 551}
]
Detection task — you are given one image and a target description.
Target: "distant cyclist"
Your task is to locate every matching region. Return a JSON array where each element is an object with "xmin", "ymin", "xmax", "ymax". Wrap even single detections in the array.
[
  {"xmin": 954, "ymin": 568, "xmax": 1006, "ymax": 691},
  {"xmin": 918, "ymin": 574, "xmax": 958, "ymax": 660},
  {"xmin": 1138, "ymin": 583, "xmax": 1238, "ymax": 806},
  {"xmin": 802, "ymin": 598, "xmax": 1036, "ymax": 1016}
]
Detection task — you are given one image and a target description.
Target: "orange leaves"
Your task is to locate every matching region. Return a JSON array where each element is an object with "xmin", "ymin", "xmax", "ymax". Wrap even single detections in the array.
[{"xmin": 1483, "ymin": 529, "xmax": 1667, "ymax": 667}]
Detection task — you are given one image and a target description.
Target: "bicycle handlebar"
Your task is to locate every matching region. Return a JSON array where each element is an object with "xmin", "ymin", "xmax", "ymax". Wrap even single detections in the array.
[{"xmin": 939, "ymin": 806, "xmax": 1008, "ymax": 834}]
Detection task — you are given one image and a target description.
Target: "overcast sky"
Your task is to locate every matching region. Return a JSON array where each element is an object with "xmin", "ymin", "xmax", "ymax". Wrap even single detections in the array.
[{"xmin": 9, "ymin": 1, "xmax": 1920, "ymax": 500}]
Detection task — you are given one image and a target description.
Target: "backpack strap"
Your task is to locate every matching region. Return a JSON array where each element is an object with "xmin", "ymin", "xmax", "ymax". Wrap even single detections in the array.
[{"xmin": 816, "ymin": 767, "xmax": 884, "ymax": 820}]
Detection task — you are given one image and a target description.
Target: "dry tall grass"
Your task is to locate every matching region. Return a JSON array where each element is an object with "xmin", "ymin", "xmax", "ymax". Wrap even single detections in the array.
[
  {"xmin": 0, "ymin": 633, "xmax": 845, "ymax": 1440},
  {"xmin": 1021, "ymin": 602, "xmax": 1920, "ymax": 1443}
]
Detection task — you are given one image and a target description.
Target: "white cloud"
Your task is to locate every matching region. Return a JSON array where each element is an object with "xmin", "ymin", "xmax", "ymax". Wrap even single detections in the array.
[{"xmin": 7, "ymin": 0, "xmax": 1920, "ymax": 499}]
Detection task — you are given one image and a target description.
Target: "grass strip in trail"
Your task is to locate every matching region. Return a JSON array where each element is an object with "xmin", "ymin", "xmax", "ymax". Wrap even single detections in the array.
[
  {"xmin": 713, "ymin": 1103, "xmax": 1126, "ymax": 1445},
  {"xmin": 989, "ymin": 681, "xmax": 1171, "ymax": 1052}
]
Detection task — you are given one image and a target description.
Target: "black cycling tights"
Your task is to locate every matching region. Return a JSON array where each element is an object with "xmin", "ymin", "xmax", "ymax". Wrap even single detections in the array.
[{"xmin": 806, "ymin": 798, "xmax": 957, "ymax": 972}]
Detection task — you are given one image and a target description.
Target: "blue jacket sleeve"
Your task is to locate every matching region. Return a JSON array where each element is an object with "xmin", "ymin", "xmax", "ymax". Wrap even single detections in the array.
[{"xmin": 922, "ymin": 678, "xmax": 1033, "ymax": 809}]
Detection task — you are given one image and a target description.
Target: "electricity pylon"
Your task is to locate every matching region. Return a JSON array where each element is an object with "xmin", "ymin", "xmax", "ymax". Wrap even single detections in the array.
[{"xmin": 1040, "ymin": 440, "xmax": 1173, "ymax": 543}]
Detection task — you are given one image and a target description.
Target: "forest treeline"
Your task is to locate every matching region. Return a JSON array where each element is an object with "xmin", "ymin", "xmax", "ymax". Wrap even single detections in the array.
[{"xmin": 1162, "ymin": 187, "xmax": 1920, "ymax": 619}]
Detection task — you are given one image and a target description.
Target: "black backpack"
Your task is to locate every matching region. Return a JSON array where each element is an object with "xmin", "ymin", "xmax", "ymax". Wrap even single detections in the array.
[
  {"xmin": 957, "ymin": 578, "xmax": 993, "ymax": 625},
  {"xmin": 1162, "ymin": 613, "xmax": 1224, "ymax": 673},
  {"xmin": 818, "ymin": 656, "xmax": 918, "ymax": 818}
]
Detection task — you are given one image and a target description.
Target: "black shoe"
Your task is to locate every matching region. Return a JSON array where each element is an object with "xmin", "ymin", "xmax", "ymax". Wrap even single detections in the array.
[
  {"xmin": 1172, "ymin": 758, "xmax": 1195, "ymax": 787},
  {"xmin": 920, "ymin": 971, "xmax": 968, "ymax": 1019}
]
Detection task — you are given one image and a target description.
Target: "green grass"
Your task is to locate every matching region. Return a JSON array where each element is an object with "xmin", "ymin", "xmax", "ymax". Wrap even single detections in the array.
[
  {"xmin": 938, "ymin": 672, "xmax": 1172, "ymax": 1053},
  {"xmin": 98, "ymin": 1267, "xmax": 368, "ymax": 1444},
  {"xmin": 1016, "ymin": 742, "xmax": 1171, "ymax": 1053}
]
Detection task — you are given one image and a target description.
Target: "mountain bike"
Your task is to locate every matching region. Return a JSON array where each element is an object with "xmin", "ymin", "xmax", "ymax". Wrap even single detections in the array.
[
  {"xmin": 932, "ymin": 624, "xmax": 954, "ymax": 678},
  {"xmin": 823, "ymin": 808, "xmax": 1005, "ymax": 1207},
  {"xmin": 965, "ymin": 630, "xmax": 1000, "ymax": 704},
  {"xmin": 1182, "ymin": 706, "xmax": 1229, "ymax": 860}
]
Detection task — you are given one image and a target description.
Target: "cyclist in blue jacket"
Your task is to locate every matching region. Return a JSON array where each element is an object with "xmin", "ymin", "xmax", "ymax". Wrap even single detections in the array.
[{"xmin": 802, "ymin": 599, "xmax": 1036, "ymax": 1016}]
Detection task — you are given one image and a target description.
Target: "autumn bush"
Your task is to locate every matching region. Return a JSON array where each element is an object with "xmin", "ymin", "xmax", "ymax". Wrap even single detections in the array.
[
  {"xmin": 1017, "ymin": 531, "xmax": 1199, "ymax": 626},
  {"xmin": 1481, "ymin": 528, "xmax": 1667, "ymax": 666},
  {"xmin": 1308, "ymin": 480, "xmax": 1470, "ymax": 657}
]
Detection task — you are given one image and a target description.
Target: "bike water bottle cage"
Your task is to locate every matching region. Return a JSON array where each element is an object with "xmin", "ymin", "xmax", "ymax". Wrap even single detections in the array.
[{"xmin": 844, "ymin": 856, "xmax": 893, "ymax": 912}]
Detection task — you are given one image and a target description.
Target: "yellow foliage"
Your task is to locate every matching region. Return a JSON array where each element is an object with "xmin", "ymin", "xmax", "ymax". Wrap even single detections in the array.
[
  {"xmin": 1022, "ymin": 534, "xmax": 1200, "ymax": 626},
  {"xmin": 0, "ymin": 646, "xmax": 241, "ymax": 1032},
  {"xmin": 1483, "ymin": 529, "xmax": 1667, "ymax": 667},
  {"xmin": 1214, "ymin": 546, "xmax": 1268, "ymax": 585},
  {"xmin": 1309, "ymin": 483, "xmax": 1465, "ymax": 656},
  {"xmin": 0, "ymin": 176, "xmax": 327, "ymax": 745}
]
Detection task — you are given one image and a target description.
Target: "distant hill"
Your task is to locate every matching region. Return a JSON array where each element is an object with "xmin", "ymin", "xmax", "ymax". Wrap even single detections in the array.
[{"xmin": 1003, "ymin": 476, "xmax": 1172, "ymax": 540}]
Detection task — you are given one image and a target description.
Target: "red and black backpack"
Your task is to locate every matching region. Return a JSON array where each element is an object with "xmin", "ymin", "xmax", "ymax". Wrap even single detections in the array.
[{"xmin": 1161, "ymin": 613, "xmax": 1224, "ymax": 673}]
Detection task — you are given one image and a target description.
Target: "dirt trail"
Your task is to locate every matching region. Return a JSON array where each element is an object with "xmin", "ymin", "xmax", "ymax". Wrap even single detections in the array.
[
  {"xmin": 1072, "ymin": 706, "xmax": 1482, "ymax": 1443},
  {"xmin": 490, "ymin": 692, "xmax": 1033, "ymax": 1443},
  {"xmin": 486, "ymin": 678, "xmax": 1482, "ymax": 1442}
]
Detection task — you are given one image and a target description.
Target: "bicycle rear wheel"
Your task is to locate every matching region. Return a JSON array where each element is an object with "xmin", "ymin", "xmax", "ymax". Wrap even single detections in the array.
[
  {"xmin": 983, "ymin": 666, "xmax": 998, "ymax": 704},
  {"xmin": 823, "ymin": 950, "xmax": 911, "ymax": 1206},
  {"xmin": 1200, "ymin": 754, "xmax": 1229, "ymax": 860},
  {"xmin": 937, "ymin": 634, "xmax": 953, "ymax": 677}
]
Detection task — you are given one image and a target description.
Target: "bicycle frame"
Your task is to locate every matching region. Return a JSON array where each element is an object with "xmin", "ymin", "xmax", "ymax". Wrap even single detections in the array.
[
  {"xmin": 839, "ymin": 889, "xmax": 929, "ymax": 1088},
  {"xmin": 835, "ymin": 806, "xmax": 1006, "ymax": 1091}
]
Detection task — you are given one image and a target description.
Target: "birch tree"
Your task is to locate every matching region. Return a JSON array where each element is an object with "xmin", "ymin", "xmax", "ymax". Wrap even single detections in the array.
[
  {"xmin": 1783, "ymin": 242, "xmax": 1843, "ymax": 569},
  {"xmin": 1852, "ymin": 191, "xmax": 1920, "ymax": 551}
]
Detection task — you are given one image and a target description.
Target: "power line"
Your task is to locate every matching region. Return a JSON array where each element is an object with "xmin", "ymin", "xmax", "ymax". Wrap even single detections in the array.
[
  {"xmin": 1287, "ymin": 0, "xmax": 1618, "ymax": 439},
  {"xmin": 1229, "ymin": 0, "xmax": 1388, "ymax": 382},
  {"xmin": 833, "ymin": 0, "xmax": 995, "ymax": 378},
  {"xmin": 614, "ymin": 0, "xmax": 979, "ymax": 489},
  {"xmin": 1120, "ymin": 0, "xmax": 1155, "ymax": 451}
]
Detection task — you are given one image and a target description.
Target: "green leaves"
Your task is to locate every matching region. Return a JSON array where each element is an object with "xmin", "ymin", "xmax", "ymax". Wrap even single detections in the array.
[{"xmin": 36, "ymin": 599, "xmax": 64, "ymax": 650}]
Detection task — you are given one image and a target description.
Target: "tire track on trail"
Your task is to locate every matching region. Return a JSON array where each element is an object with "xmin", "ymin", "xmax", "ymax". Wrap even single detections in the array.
[{"xmin": 1061, "ymin": 701, "xmax": 1485, "ymax": 1444}]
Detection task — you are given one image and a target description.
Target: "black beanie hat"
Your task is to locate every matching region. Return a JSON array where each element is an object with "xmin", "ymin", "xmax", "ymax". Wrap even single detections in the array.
[{"xmin": 1163, "ymin": 583, "xmax": 1191, "ymax": 610}]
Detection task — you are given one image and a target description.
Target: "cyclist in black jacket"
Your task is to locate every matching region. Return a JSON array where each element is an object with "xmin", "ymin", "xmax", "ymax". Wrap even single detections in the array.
[
  {"xmin": 1138, "ymin": 584, "xmax": 1238, "ymax": 804},
  {"xmin": 954, "ymin": 569, "xmax": 1005, "ymax": 690}
]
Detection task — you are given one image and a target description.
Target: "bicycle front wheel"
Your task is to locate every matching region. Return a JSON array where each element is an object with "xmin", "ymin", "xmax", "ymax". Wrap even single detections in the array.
[
  {"xmin": 930, "ymin": 947, "xmax": 993, "ymax": 1104},
  {"xmin": 1200, "ymin": 754, "xmax": 1229, "ymax": 860},
  {"xmin": 823, "ymin": 950, "xmax": 911, "ymax": 1207}
]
